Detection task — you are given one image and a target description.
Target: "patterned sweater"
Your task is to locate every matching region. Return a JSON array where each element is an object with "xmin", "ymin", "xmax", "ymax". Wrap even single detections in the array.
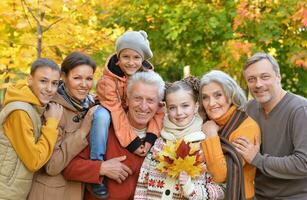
[{"xmin": 134, "ymin": 116, "xmax": 225, "ymax": 200}]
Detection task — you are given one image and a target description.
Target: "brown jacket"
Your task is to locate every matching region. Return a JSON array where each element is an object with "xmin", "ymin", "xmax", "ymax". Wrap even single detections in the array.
[
  {"xmin": 28, "ymin": 92, "xmax": 91, "ymax": 200},
  {"xmin": 96, "ymin": 54, "xmax": 164, "ymax": 152}
]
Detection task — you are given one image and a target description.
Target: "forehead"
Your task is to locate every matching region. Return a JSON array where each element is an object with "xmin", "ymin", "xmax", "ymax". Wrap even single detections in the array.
[
  {"xmin": 33, "ymin": 66, "xmax": 60, "ymax": 79},
  {"xmin": 68, "ymin": 64, "xmax": 94, "ymax": 75},
  {"xmin": 130, "ymin": 82, "xmax": 159, "ymax": 98},
  {"xmin": 201, "ymin": 82, "xmax": 223, "ymax": 94},
  {"xmin": 120, "ymin": 48, "xmax": 141, "ymax": 56},
  {"xmin": 166, "ymin": 89, "xmax": 194, "ymax": 103},
  {"xmin": 244, "ymin": 59, "xmax": 275, "ymax": 76}
]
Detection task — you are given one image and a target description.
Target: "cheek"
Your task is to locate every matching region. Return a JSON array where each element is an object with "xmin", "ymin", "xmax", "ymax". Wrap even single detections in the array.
[
  {"xmin": 87, "ymin": 81, "xmax": 93, "ymax": 88},
  {"xmin": 202, "ymin": 100, "xmax": 208, "ymax": 110}
]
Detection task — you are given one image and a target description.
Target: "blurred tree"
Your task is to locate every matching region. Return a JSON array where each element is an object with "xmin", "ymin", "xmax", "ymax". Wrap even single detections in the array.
[
  {"xmin": 98, "ymin": 0, "xmax": 306, "ymax": 97},
  {"xmin": 0, "ymin": 0, "xmax": 117, "ymax": 103}
]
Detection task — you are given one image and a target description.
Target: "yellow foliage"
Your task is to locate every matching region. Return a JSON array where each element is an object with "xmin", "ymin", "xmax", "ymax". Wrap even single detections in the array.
[{"xmin": 156, "ymin": 139, "xmax": 204, "ymax": 178}]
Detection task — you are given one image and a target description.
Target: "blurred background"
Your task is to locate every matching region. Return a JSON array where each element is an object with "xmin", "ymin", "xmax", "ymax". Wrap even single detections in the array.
[{"xmin": 0, "ymin": 0, "xmax": 306, "ymax": 106}]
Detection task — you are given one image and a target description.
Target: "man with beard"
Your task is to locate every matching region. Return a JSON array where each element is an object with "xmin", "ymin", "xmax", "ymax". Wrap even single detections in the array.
[{"xmin": 233, "ymin": 52, "xmax": 307, "ymax": 200}]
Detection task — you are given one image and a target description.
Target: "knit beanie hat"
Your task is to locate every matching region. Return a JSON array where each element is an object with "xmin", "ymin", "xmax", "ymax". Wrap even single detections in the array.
[{"xmin": 115, "ymin": 30, "xmax": 153, "ymax": 60}]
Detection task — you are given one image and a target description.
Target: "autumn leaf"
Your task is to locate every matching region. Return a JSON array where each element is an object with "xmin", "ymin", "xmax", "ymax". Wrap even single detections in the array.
[
  {"xmin": 156, "ymin": 139, "xmax": 205, "ymax": 178},
  {"xmin": 176, "ymin": 140, "xmax": 191, "ymax": 159}
]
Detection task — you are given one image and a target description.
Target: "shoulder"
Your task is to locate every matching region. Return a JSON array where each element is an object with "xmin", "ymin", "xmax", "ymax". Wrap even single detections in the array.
[
  {"xmin": 286, "ymin": 92, "xmax": 307, "ymax": 109},
  {"xmin": 230, "ymin": 114, "xmax": 261, "ymax": 141}
]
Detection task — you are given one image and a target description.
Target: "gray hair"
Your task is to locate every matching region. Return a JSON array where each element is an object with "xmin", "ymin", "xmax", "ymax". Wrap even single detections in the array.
[
  {"xmin": 244, "ymin": 52, "xmax": 280, "ymax": 75},
  {"xmin": 199, "ymin": 70, "xmax": 247, "ymax": 115},
  {"xmin": 127, "ymin": 71, "xmax": 165, "ymax": 101}
]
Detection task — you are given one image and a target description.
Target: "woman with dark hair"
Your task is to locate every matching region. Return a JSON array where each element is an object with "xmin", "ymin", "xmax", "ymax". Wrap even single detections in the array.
[
  {"xmin": 28, "ymin": 52, "xmax": 98, "ymax": 200},
  {"xmin": 199, "ymin": 70, "xmax": 260, "ymax": 200}
]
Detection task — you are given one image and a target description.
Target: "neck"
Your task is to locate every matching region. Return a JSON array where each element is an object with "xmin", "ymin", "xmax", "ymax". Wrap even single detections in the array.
[{"xmin": 263, "ymin": 89, "xmax": 286, "ymax": 114}]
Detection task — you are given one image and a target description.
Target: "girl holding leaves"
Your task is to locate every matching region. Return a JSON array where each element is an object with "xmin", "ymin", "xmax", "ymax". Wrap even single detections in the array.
[{"xmin": 134, "ymin": 77, "xmax": 224, "ymax": 200}]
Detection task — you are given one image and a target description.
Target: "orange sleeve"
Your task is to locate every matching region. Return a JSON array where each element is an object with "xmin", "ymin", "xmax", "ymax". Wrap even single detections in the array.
[
  {"xmin": 201, "ymin": 136, "xmax": 227, "ymax": 183},
  {"xmin": 96, "ymin": 75, "xmax": 140, "ymax": 151}
]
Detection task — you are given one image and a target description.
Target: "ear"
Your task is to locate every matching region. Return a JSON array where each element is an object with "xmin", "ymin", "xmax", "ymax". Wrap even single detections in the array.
[
  {"xmin": 277, "ymin": 73, "xmax": 282, "ymax": 84},
  {"xmin": 27, "ymin": 74, "xmax": 33, "ymax": 86}
]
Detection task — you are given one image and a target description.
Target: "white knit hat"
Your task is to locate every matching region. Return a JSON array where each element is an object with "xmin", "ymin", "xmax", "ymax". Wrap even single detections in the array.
[{"xmin": 115, "ymin": 30, "xmax": 153, "ymax": 60}]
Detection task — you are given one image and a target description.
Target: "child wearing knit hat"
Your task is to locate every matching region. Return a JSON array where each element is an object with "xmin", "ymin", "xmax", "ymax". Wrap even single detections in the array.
[{"xmin": 88, "ymin": 30, "xmax": 164, "ymax": 199}]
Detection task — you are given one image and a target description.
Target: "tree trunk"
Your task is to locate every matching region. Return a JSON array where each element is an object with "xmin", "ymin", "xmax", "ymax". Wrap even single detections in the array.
[{"xmin": 37, "ymin": 22, "xmax": 43, "ymax": 58}]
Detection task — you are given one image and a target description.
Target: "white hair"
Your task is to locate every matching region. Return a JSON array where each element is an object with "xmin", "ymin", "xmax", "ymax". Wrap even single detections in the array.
[{"xmin": 127, "ymin": 71, "xmax": 165, "ymax": 101}]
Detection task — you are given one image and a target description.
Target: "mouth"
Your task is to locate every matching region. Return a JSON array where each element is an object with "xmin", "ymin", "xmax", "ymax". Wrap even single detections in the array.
[
  {"xmin": 175, "ymin": 117, "xmax": 186, "ymax": 122},
  {"xmin": 77, "ymin": 89, "xmax": 88, "ymax": 95},
  {"xmin": 135, "ymin": 111, "xmax": 149, "ymax": 118},
  {"xmin": 41, "ymin": 93, "xmax": 53, "ymax": 99},
  {"xmin": 210, "ymin": 107, "xmax": 221, "ymax": 113},
  {"xmin": 253, "ymin": 90, "xmax": 267, "ymax": 96}
]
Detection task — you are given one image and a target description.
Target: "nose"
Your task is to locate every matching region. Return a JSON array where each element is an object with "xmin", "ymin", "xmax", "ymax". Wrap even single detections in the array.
[
  {"xmin": 46, "ymin": 82, "xmax": 52, "ymax": 92},
  {"xmin": 80, "ymin": 79, "xmax": 86, "ymax": 87},
  {"xmin": 176, "ymin": 107, "xmax": 183, "ymax": 115},
  {"xmin": 208, "ymin": 97, "xmax": 216, "ymax": 106},
  {"xmin": 139, "ymin": 99, "xmax": 148, "ymax": 110},
  {"xmin": 255, "ymin": 78, "xmax": 263, "ymax": 88}
]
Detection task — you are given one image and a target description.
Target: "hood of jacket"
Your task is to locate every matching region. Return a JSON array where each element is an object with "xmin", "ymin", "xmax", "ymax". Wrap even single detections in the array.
[{"xmin": 3, "ymin": 83, "xmax": 42, "ymax": 107}]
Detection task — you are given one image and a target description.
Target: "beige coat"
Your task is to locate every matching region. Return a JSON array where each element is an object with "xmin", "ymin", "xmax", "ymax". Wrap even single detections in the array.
[{"xmin": 28, "ymin": 92, "xmax": 90, "ymax": 200}]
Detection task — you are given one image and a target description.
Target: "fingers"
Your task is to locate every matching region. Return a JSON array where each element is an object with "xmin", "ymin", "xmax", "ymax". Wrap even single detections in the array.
[
  {"xmin": 122, "ymin": 164, "xmax": 133, "ymax": 175},
  {"xmin": 114, "ymin": 155, "xmax": 127, "ymax": 162}
]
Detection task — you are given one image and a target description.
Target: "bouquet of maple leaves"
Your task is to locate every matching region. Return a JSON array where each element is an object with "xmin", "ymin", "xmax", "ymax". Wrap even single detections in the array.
[{"xmin": 156, "ymin": 139, "xmax": 205, "ymax": 178}]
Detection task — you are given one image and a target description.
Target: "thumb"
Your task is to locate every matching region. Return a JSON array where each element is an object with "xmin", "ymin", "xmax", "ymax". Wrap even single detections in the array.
[
  {"xmin": 254, "ymin": 135, "xmax": 260, "ymax": 146},
  {"xmin": 115, "ymin": 155, "xmax": 127, "ymax": 161}
]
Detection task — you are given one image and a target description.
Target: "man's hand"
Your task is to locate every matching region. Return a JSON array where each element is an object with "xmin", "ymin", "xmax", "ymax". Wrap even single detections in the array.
[
  {"xmin": 233, "ymin": 136, "xmax": 260, "ymax": 164},
  {"xmin": 44, "ymin": 102, "xmax": 63, "ymax": 120},
  {"xmin": 99, "ymin": 156, "xmax": 132, "ymax": 184}
]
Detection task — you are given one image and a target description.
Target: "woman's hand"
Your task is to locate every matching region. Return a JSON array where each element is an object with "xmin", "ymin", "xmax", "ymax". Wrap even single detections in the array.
[
  {"xmin": 202, "ymin": 120, "xmax": 219, "ymax": 137},
  {"xmin": 80, "ymin": 105, "xmax": 99, "ymax": 138}
]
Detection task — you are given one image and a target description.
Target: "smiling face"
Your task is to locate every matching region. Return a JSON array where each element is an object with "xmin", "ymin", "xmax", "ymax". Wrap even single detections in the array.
[
  {"xmin": 117, "ymin": 48, "xmax": 143, "ymax": 76},
  {"xmin": 201, "ymin": 82, "xmax": 231, "ymax": 120},
  {"xmin": 244, "ymin": 59, "xmax": 282, "ymax": 109},
  {"xmin": 127, "ymin": 82, "xmax": 160, "ymax": 129},
  {"xmin": 28, "ymin": 66, "xmax": 60, "ymax": 105},
  {"xmin": 166, "ymin": 89, "xmax": 198, "ymax": 127},
  {"xmin": 63, "ymin": 64, "xmax": 94, "ymax": 101}
]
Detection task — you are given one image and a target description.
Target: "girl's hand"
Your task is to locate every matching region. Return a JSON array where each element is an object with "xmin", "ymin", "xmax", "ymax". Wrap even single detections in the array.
[{"xmin": 179, "ymin": 171, "xmax": 190, "ymax": 186}]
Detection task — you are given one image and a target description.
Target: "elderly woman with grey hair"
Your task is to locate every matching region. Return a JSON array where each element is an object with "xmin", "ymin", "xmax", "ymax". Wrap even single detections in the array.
[{"xmin": 199, "ymin": 70, "xmax": 260, "ymax": 200}]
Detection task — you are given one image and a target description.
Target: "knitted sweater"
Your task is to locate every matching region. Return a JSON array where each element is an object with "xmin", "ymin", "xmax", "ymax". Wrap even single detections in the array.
[{"xmin": 134, "ymin": 116, "xmax": 225, "ymax": 200}]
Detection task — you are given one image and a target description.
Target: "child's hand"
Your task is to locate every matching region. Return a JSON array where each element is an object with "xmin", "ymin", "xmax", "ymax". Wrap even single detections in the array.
[
  {"xmin": 133, "ymin": 145, "xmax": 145, "ymax": 156},
  {"xmin": 179, "ymin": 171, "xmax": 190, "ymax": 186},
  {"xmin": 143, "ymin": 142, "xmax": 152, "ymax": 155},
  {"xmin": 179, "ymin": 171, "xmax": 195, "ymax": 198}
]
